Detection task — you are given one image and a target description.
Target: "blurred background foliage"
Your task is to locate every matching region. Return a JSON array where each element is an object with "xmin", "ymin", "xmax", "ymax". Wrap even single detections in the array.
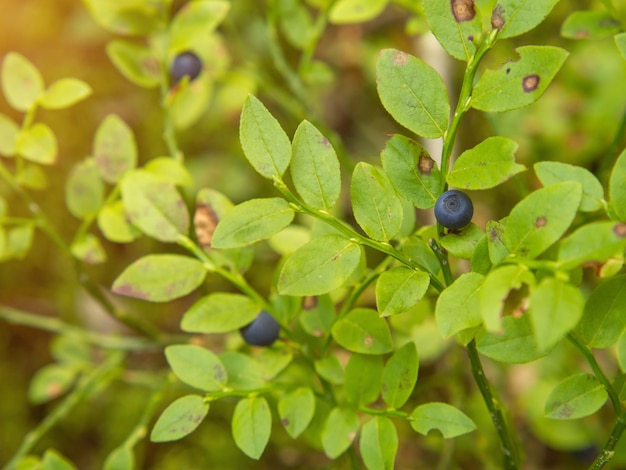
[{"xmin": 0, "ymin": 0, "xmax": 625, "ymax": 468}]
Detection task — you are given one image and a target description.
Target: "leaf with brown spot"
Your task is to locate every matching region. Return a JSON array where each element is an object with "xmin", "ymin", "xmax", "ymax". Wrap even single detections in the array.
[
  {"xmin": 492, "ymin": 0, "xmax": 560, "ymax": 39},
  {"xmin": 423, "ymin": 0, "xmax": 482, "ymax": 61},
  {"xmin": 545, "ymin": 374, "xmax": 608, "ymax": 420}
]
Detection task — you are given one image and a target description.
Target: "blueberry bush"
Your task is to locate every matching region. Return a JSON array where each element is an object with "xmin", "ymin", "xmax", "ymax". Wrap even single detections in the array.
[{"xmin": 1, "ymin": 0, "xmax": 626, "ymax": 469}]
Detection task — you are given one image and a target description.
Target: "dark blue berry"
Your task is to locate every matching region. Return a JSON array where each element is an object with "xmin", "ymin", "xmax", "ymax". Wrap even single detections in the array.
[
  {"xmin": 434, "ymin": 190, "xmax": 473, "ymax": 230},
  {"xmin": 240, "ymin": 311, "xmax": 280, "ymax": 346},
  {"xmin": 170, "ymin": 51, "xmax": 203, "ymax": 83}
]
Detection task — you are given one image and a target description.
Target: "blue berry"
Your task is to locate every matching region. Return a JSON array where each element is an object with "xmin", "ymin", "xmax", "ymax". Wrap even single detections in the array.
[
  {"xmin": 240, "ymin": 311, "xmax": 280, "ymax": 346},
  {"xmin": 170, "ymin": 51, "xmax": 203, "ymax": 83},
  {"xmin": 434, "ymin": 190, "xmax": 473, "ymax": 230}
]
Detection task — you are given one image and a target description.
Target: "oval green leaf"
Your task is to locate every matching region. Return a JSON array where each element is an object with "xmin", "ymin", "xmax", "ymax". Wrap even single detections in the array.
[
  {"xmin": 609, "ymin": 148, "xmax": 626, "ymax": 222},
  {"xmin": 344, "ymin": 354, "xmax": 383, "ymax": 406},
  {"xmin": 232, "ymin": 397, "xmax": 272, "ymax": 460},
  {"xmin": 181, "ymin": 292, "xmax": 260, "ymax": 334},
  {"xmin": 329, "ymin": 0, "xmax": 388, "ymax": 24},
  {"xmin": 150, "ymin": 394, "xmax": 209, "ymax": 442},
  {"xmin": 16, "ymin": 123, "xmax": 58, "ymax": 165},
  {"xmin": 382, "ymin": 342, "xmax": 419, "ymax": 409},
  {"xmin": 558, "ymin": 221, "xmax": 626, "ymax": 270},
  {"xmin": 321, "ymin": 407, "xmax": 360, "ymax": 458},
  {"xmin": 1, "ymin": 52, "xmax": 44, "ymax": 111},
  {"xmin": 165, "ymin": 345, "xmax": 227, "ymax": 392},
  {"xmin": 65, "ymin": 158, "xmax": 104, "ymax": 219},
  {"xmin": 376, "ymin": 266, "xmax": 429, "ymax": 317},
  {"xmin": 436, "ymin": 272, "xmax": 484, "ymax": 338},
  {"xmin": 93, "ymin": 114, "xmax": 138, "ymax": 183},
  {"xmin": 491, "ymin": 0, "xmax": 560, "ymax": 39},
  {"xmin": 423, "ymin": 0, "xmax": 482, "ymax": 61},
  {"xmin": 535, "ymin": 161, "xmax": 604, "ymax": 213},
  {"xmin": 544, "ymin": 373, "xmax": 608, "ymax": 420},
  {"xmin": 106, "ymin": 39, "xmax": 160, "ymax": 88},
  {"xmin": 278, "ymin": 387, "xmax": 316, "ymax": 439},
  {"xmin": 360, "ymin": 416, "xmax": 398, "ymax": 470},
  {"xmin": 477, "ymin": 315, "xmax": 548, "ymax": 364},
  {"xmin": 331, "ymin": 308, "xmax": 393, "ymax": 355},
  {"xmin": 410, "ymin": 402, "xmax": 476, "ymax": 438},
  {"xmin": 39, "ymin": 78, "xmax": 92, "ymax": 109},
  {"xmin": 579, "ymin": 274, "xmax": 626, "ymax": 348}
]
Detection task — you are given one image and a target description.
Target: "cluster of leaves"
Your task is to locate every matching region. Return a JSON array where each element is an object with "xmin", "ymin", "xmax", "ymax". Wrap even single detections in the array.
[{"xmin": 2, "ymin": 0, "xmax": 626, "ymax": 469}]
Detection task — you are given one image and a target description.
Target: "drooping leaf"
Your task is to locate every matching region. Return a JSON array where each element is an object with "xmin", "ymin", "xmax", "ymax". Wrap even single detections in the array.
[
  {"xmin": 609, "ymin": 148, "xmax": 626, "ymax": 222},
  {"xmin": 423, "ymin": 0, "xmax": 483, "ymax": 61},
  {"xmin": 16, "ymin": 123, "xmax": 58, "ymax": 164},
  {"xmin": 239, "ymin": 95, "xmax": 291, "ymax": 179},
  {"xmin": 529, "ymin": 277, "xmax": 584, "ymax": 352},
  {"xmin": 436, "ymin": 272, "xmax": 484, "ymax": 338},
  {"xmin": 380, "ymin": 134, "xmax": 442, "ymax": 209},
  {"xmin": 351, "ymin": 162, "xmax": 403, "ymax": 241},
  {"xmin": 321, "ymin": 407, "xmax": 360, "ymax": 458},
  {"xmin": 232, "ymin": 397, "xmax": 272, "ymax": 460},
  {"xmin": 112, "ymin": 254, "xmax": 206, "ymax": 302},
  {"xmin": 544, "ymin": 374, "xmax": 608, "ymax": 420},
  {"xmin": 344, "ymin": 354, "xmax": 384, "ymax": 406},
  {"xmin": 290, "ymin": 120, "xmax": 341, "ymax": 211},
  {"xmin": 410, "ymin": 402, "xmax": 476, "ymax": 438},
  {"xmin": 360, "ymin": 417, "xmax": 398, "ymax": 470},
  {"xmin": 381, "ymin": 342, "xmax": 419, "ymax": 409},
  {"xmin": 329, "ymin": 0, "xmax": 388, "ymax": 24},
  {"xmin": 278, "ymin": 234, "xmax": 362, "ymax": 296},
  {"xmin": 181, "ymin": 293, "xmax": 260, "ymax": 333},
  {"xmin": 376, "ymin": 49, "xmax": 450, "ymax": 139},
  {"xmin": 504, "ymin": 181, "xmax": 582, "ymax": 259},
  {"xmin": 165, "ymin": 345, "xmax": 227, "ymax": 392},
  {"xmin": 65, "ymin": 158, "xmax": 104, "ymax": 219},
  {"xmin": 1, "ymin": 52, "xmax": 44, "ymax": 111},
  {"xmin": 121, "ymin": 170, "xmax": 189, "ymax": 242},
  {"xmin": 376, "ymin": 266, "xmax": 430, "ymax": 317},
  {"xmin": 331, "ymin": 308, "xmax": 393, "ymax": 355},
  {"xmin": 278, "ymin": 387, "xmax": 316, "ymax": 439},
  {"xmin": 39, "ymin": 78, "xmax": 92, "ymax": 109},
  {"xmin": 211, "ymin": 197, "xmax": 294, "ymax": 248},
  {"xmin": 579, "ymin": 274, "xmax": 626, "ymax": 348},
  {"xmin": 490, "ymin": 0, "xmax": 561, "ymax": 39},
  {"xmin": 535, "ymin": 161, "xmax": 604, "ymax": 212},
  {"xmin": 106, "ymin": 39, "xmax": 161, "ymax": 88},
  {"xmin": 471, "ymin": 46, "xmax": 569, "ymax": 112},
  {"xmin": 93, "ymin": 114, "xmax": 138, "ymax": 183},
  {"xmin": 447, "ymin": 137, "xmax": 525, "ymax": 189},
  {"xmin": 150, "ymin": 394, "xmax": 209, "ymax": 442},
  {"xmin": 561, "ymin": 10, "xmax": 620, "ymax": 40}
]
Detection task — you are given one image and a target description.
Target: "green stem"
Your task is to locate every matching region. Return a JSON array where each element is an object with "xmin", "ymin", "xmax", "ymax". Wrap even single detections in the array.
[
  {"xmin": 3, "ymin": 352, "xmax": 124, "ymax": 470},
  {"xmin": 567, "ymin": 333, "xmax": 622, "ymax": 417},
  {"xmin": 467, "ymin": 339, "xmax": 520, "ymax": 469},
  {"xmin": 590, "ymin": 414, "xmax": 626, "ymax": 469},
  {"xmin": 598, "ymin": 105, "xmax": 626, "ymax": 182}
]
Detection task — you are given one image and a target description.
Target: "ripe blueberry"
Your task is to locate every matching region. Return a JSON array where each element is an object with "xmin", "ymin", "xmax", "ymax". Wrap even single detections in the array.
[
  {"xmin": 240, "ymin": 310, "xmax": 280, "ymax": 346},
  {"xmin": 170, "ymin": 51, "xmax": 203, "ymax": 84},
  {"xmin": 434, "ymin": 190, "xmax": 473, "ymax": 230}
]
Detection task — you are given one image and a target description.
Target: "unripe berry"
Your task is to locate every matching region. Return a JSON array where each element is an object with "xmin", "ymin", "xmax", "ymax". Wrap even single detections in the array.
[
  {"xmin": 434, "ymin": 190, "xmax": 473, "ymax": 230},
  {"xmin": 240, "ymin": 311, "xmax": 280, "ymax": 346},
  {"xmin": 170, "ymin": 51, "xmax": 203, "ymax": 84}
]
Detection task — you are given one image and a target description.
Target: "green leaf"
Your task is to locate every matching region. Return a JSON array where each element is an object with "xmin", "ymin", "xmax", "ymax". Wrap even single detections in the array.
[
  {"xmin": 232, "ymin": 397, "xmax": 271, "ymax": 460},
  {"xmin": 486, "ymin": 219, "xmax": 509, "ymax": 264},
  {"xmin": 381, "ymin": 342, "xmax": 419, "ymax": 409},
  {"xmin": 0, "ymin": 113, "xmax": 19, "ymax": 156},
  {"xmin": 278, "ymin": 234, "xmax": 362, "ymax": 296},
  {"xmin": 70, "ymin": 233, "xmax": 106, "ymax": 264},
  {"xmin": 290, "ymin": 120, "xmax": 340, "ymax": 211},
  {"xmin": 558, "ymin": 221, "xmax": 626, "ymax": 270},
  {"xmin": 480, "ymin": 264, "xmax": 534, "ymax": 332},
  {"xmin": 490, "ymin": 0, "xmax": 560, "ymax": 39},
  {"xmin": 65, "ymin": 158, "xmax": 104, "ymax": 219},
  {"xmin": 535, "ymin": 161, "xmax": 604, "ymax": 212},
  {"xmin": 278, "ymin": 387, "xmax": 316, "ymax": 439},
  {"xmin": 0, "ymin": 223, "xmax": 34, "ymax": 261},
  {"xmin": 561, "ymin": 10, "xmax": 620, "ymax": 40},
  {"xmin": 376, "ymin": 266, "xmax": 430, "ymax": 317},
  {"xmin": 103, "ymin": 446, "xmax": 134, "ymax": 470},
  {"xmin": 170, "ymin": 75, "xmax": 213, "ymax": 130},
  {"xmin": 529, "ymin": 277, "xmax": 584, "ymax": 352},
  {"xmin": 477, "ymin": 315, "xmax": 548, "ymax": 363},
  {"xmin": 16, "ymin": 162, "xmax": 47, "ymax": 189},
  {"xmin": 351, "ymin": 162, "xmax": 403, "ymax": 241},
  {"xmin": 423, "ymin": 0, "xmax": 482, "ymax": 61},
  {"xmin": 121, "ymin": 170, "xmax": 189, "ymax": 242},
  {"xmin": 112, "ymin": 254, "xmax": 206, "ymax": 302},
  {"xmin": 82, "ymin": 0, "xmax": 161, "ymax": 36},
  {"xmin": 106, "ymin": 39, "xmax": 160, "ymax": 88},
  {"xmin": 150, "ymin": 394, "xmax": 209, "ymax": 442},
  {"xmin": 545, "ymin": 374, "xmax": 608, "ymax": 420},
  {"xmin": 439, "ymin": 223, "xmax": 484, "ymax": 259},
  {"xmin": 165, "ymin": 345, "xmax": 227, "ymax": 391},
  {"xmin": 402, "ymin": 235, "xmax": 441, "ymax": 275},
  {"xmin": 471, "ymin": 234, "xmax": 491, "ymax": 275},
  {"xmin": 331, "ymin": 308, "xmax": 393, "ymax": 355},
  {"xmin": 471, "ymin": 46, "xmax": 569, "ymax": 112},
  {"xmin": 616, "ymin": 33, "xmax": 626, "ymax": 60},
  {"xmin": 1, "ymin": 52, "xmax": 44, "ymax": 112},
  {"xmin": 610, "ymin": 148, "xmax": 626, "ymax": 221},
  {"xmin": 410, "ymin": 402, "xmax": 476, "ymax": 438},
  {"xmin": 42, "ymin": 450, "xmax": 77, "ymax": 470},
  {"xmin": 93, "ymin": 114, "xmax": 138, "ymax": 183},
  {"xmin": 16, "ymin": 123, "xmax": 58, "ymax": 164},
  {"xmin": 447, "ymin": 137, "xmax": 525, "ymax": 189},
  {"xmin": 97, "ymin": 200, "xmax": 141, "ymax": 243},
  {"xmin": 360, "ymin": 417, "xmax": 398, "ymax": 470},
  {"xmin": 181, "ymin": 293, "xmax": 260, "ymax": 333},
  {"xmin": 314, "ymin": 355, "xmax": 344, "ymax": 385},
  {"xmin": 376, "ymin": 49, "xmax": 450, "ymax": 139},
  {"xmin": 51, "ymin": 335, "xmax": 91, "ymax": 366},
  {"xmin": 28, "ymin": 364, "xmax": 76, "ymax": 404},
  {"xmin": 329, "ymin": 0, "xmax": 388, "ymax": 24},
  {"xmin": 504, "ymin": 181, "xmax": 582, "ymax": 259},
  {"xmin": 239, "ymin": 95, "xmax": 291, "ymax": 180},
  {"xmin": 380, "ymin": 134, "xmax": 442, "ymax": 209},
  {"xmin": 211, "ymin": 197, "xmax": 294, "ymax": 249},
  {"xmin": 168, "ymin": 1, "xmax": 230, "ymax": 53},
  {"xmin": 256, "ymin": 346, "xmax": 292, "ymax": 380},
  {"xmin": 436, "ymin": 272, "xmax": 484, "ymax": 338},
  {"xmin": 579, "ymin": 274, "xmax": 626, "ymax": 348},
  {"xmin": 220, "ymin": 352, "xmax": 266, "ymax": 390},
  {"xmin": 299, "ymin": 295, "xmax": 335, "ymax": 337},
  {"xmin": 618, "ymin": 330, "xmax": 626, "ymax": 373},
  {"xmin": 39, "ymin": 78, "xmax": 92, "ymax": 109},
  {"xmin": 344, "ymin": 354, "xmax": 383, "ymax": 406},
  {"xmin": 321, "ymin": 407, "xmax": 360, "ymax": 458},
  {"xmin": 144, "ymin": 157, "xmax": 193, "ymax": 187}
]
